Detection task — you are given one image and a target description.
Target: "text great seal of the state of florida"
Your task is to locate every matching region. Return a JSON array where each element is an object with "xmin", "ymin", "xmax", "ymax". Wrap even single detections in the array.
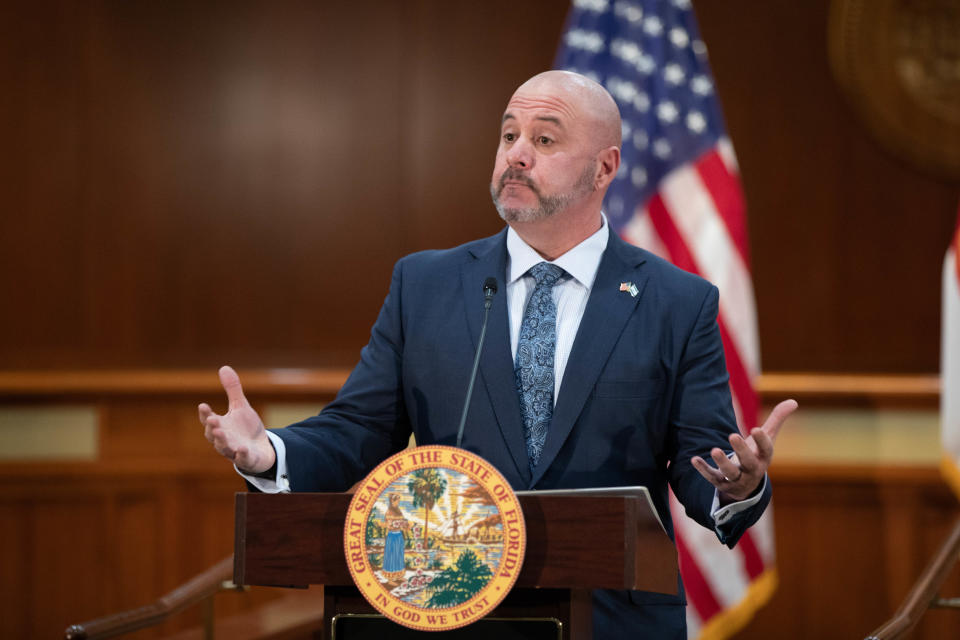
[{"xmin": 344, "ymin": 445, "xmax": 526, "ymax": 631}]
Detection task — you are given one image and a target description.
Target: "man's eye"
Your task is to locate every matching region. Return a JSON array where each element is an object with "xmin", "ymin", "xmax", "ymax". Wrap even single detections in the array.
[
  {"xmin": 538, "ymin": 136, "xmax": 552, "ymax": 145},
  {"xmin": 503, "ymin": 133, "xmax": 516, "ymax": 142}
]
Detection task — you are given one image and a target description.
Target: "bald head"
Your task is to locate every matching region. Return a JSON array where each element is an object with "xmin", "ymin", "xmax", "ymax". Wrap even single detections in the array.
[
  {"xmin": 491, "ymin": 70, "xmax": 622, "ymax": 252},
  {"xmin": 510, "ymin": 70, "xmax": 622, "ymax": 150}
]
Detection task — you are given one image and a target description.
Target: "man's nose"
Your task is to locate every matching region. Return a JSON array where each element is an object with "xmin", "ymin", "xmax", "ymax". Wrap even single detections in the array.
[{"xmin": 505, "ymin": 138, "xmax": 533, "ymax": 169}]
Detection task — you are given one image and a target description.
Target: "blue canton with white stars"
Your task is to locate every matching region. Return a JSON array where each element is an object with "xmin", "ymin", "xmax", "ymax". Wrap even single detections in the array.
[{"xmin": 554, "ymin": 0, "xmax": 729, "ymax": 231}]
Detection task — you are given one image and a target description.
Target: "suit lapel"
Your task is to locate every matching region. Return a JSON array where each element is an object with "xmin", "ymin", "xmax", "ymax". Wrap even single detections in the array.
[
  {"xmin": 461, "ymin": 230, "xmax": 532, "ymax": 485},
  {"xmin": 530, "ymin": 231, "xmax": 649, "ymax": 486}
]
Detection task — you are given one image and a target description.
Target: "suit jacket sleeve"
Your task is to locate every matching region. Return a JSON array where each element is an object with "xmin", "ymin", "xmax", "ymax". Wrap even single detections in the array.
[
  {"xmin": 269, "ymin": 259, "xmax": 413, "ymax": 492},
  {"xmin": 665, "ymin": 284, "xmax": 770, "ymax": 548}
]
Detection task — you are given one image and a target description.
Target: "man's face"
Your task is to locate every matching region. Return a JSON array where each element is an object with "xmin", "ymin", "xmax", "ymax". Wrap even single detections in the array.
[{"xmin": 490, "ymin": 89, "xmax": 598, "ymax": 223}]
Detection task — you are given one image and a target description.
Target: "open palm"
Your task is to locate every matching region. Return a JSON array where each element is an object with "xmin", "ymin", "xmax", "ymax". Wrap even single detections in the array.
[{"xmin": 198, "ymin": 365, "xmax": 275, "ymax": 473}]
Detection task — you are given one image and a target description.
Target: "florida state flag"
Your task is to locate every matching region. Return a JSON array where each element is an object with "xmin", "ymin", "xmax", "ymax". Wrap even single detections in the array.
[{"xmin": 942, "ymin": 207, "xmax": 960, "ymax": 498}]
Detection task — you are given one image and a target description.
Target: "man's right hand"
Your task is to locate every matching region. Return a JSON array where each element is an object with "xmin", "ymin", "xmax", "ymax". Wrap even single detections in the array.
[{"xmin": 198, "ymin": 365, "xmax": 276, "ymax": 474}]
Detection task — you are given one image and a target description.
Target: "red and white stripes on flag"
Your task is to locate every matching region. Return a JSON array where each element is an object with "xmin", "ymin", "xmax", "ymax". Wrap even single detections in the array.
[
  {"xmin": 941, "ymin": 207, "xmax": 960, "ymax": 498},
  {"xmin": 623, "ymin": 139, "xmax": 776, "ymax": 639},
  {"xmin": 554, "ymin": 1, "xmax": 776, "ymax": 635}
]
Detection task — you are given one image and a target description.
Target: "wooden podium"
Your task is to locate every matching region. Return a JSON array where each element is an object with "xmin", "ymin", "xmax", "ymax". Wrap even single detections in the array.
[{"xmin": 234, "ymin": 488, "xmax": 677, "ymax": 639}]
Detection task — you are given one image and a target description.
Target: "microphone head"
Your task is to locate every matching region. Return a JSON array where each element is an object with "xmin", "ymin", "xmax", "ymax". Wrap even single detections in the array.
[{"xmin": 483, "ymin": 277, "xmax": 498, "ymax": 296}]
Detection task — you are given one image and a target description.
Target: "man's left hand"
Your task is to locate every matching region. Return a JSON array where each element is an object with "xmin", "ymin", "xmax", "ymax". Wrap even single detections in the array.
[{"xmin": 691, "ymin": 399, "xmax": 798, "ymax": 502}]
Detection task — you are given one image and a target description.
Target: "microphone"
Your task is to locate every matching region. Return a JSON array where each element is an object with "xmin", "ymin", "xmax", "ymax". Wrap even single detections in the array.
[
  {"xmin": 482, "ymin": 277, "xmax": 497, "ymax": 306},
  {"xmin": 455, "ymin": 277, "xmax": 498, "ymax": 448}
]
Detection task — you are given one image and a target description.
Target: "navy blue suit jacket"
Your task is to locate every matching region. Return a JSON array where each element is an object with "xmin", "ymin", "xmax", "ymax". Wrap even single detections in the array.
[{"xmin": 272, "ymin": 227, "xmax": 771, "ymax": 637}]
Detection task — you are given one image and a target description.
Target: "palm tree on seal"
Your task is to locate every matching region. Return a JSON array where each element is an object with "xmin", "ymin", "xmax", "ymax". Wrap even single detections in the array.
[{"xmin": 407, "ymin": 468, "xmax": 447, "ymax": 551}]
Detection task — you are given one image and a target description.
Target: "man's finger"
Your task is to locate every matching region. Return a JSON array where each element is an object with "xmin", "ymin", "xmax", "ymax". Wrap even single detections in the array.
[
  {"xmin": 198, "ymin": 403, "xmax": 215, "ymax": 425},
  {"xmin": 753, "ymin": 428, "xmax": 775, "ymax": 461},
  {"xmin": 730, "ymin": 433, "xmax": 760, "ymax": 471},
  {"xmin": 760, "ymin": 399, "xmax": 798, "ymax": 443},
  {"xmin": 691, "ymin": 456, "xmax": 725, "ymax": 486},
  {"xmin": 203, "ymin": 414, "xmax": 221, "ymax": 442},
  {"xmin": 207, "ymin": 421, "xmax": 236, "ymax": 457},
  {"xmin": 710, "ymin": 447, "xmax": 741, "ymax": 479},
  {"xmin": 219, "ymin": 365, "xmax": 250, "ymax": 411}
]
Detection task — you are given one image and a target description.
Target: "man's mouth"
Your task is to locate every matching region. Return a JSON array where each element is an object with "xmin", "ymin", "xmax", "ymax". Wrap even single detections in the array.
[{"xmin": 498, "ymin": 171, "xmax": 537, "ymax": 195}]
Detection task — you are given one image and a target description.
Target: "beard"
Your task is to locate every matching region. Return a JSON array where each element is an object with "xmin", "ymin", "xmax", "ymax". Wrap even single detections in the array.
[{"xmin": 491, "ymin": 161, "xmax": 596, "ymax": 223}]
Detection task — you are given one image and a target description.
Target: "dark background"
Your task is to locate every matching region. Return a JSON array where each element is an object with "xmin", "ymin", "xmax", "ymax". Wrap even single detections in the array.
[{"xmin": 2, "ymin": 0, "xmax": 956, "ymax": 373}]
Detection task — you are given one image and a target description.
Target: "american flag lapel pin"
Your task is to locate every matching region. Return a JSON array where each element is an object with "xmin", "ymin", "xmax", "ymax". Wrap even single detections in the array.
[{"xmin": 619, "ymin": 282, "xmax": 638, "ymax": 297}]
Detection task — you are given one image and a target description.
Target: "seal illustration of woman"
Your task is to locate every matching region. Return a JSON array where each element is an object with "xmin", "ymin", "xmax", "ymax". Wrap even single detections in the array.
[{"xmin": 382, "ymin": 493, "xmax": 408, "ymax": 582}]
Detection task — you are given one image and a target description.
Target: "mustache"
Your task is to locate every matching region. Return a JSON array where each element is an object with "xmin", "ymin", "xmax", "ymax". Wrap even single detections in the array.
[{"xmin": 497, "ymin": 169, "xmax": 539, "ymax": 195}]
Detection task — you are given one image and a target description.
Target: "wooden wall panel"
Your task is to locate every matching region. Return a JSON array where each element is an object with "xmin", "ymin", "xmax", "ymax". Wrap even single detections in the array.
[
  {"xmin": 736, "ymin": 467, "xmax": 960, "ymax": 640},
  {"xmin": 0, "ymin": 376, "xmax": 343, "ymax": 639},
  {"xmin": 31, "ymin": 499, "xmax": 111, "ymax": 639},
  {"xmin": 0, "ymin": 502, "xmax": 29, "ymax": 639},
  {"xmin": 0, "ymin": 468, "xmax": 247, "ymax": 639},
  {"xmin": 693, "ymin": 0, "xmax": 959, "ymax": 372},
  {"xmin": 1, "ymin": 0, "xmax": 409, "ymax": 369},
  {"xmin": 99, "ymin": 399, "xmax": 216, "ymax": 459},
  {"xmin": 113, "ymin": 493, "xmax": 163, "ymax": 615},
  {"xmin": 5, "ymin": 462, "xmax": 958, "ymax": 639},
  {"xmin": 0, "ymin": 0, "xmax": 87, "ymax": 362},
  {"xmin": 400, "ymin": 1, "xmax": 567, "ymax": 252},
  {"xmin": 0, "ymin": 374, "xmax": 957, "ymax": 637},
  {"xmin": 4, "ymin": 1, "xmax": 952, "ymax": 374}
]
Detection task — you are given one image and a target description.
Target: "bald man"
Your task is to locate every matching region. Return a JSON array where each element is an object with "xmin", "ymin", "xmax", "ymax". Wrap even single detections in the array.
[{"xmin": 201, "ymin": 71, "xmax": 794, "ymax": 638}]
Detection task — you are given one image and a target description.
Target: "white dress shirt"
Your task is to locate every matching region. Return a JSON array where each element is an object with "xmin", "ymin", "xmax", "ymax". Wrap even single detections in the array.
[
  {"xmin": 240, "ymin": 215, "xmax": 766, "ymax": 532},
  {"xmin": 505, "ymin": 216, "xmax": 608, "ymax": 399}
]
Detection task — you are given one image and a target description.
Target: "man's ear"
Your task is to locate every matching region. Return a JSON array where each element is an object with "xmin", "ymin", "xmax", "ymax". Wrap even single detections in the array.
[{"xmin": 595, "ymin": 146, "xmax": 621, "ymax": 190}]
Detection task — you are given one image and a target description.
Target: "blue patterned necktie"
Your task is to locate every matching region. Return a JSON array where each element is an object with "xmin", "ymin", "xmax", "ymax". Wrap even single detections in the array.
[{"xmin": 515, "ymin": 262, "xmax": 565, "ymax": 472}]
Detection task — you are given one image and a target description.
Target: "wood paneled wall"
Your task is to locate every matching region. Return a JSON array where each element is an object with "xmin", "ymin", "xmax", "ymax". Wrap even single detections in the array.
[
  {"xmin": 694, "ymin": 0, "xmax": 958, "ymax": 373},
  {"xmin": 0, "ymin": 377, "xmax": 342, "ymax": 639},
  {"xmin": 742, "ymin": 465, "xmax": 960, "ymax": 640},
  {"xmin": 1, "ymin": 0, "xmax": 956, "ymax": 374},
  {"xmin": 1, "ymin": 463, "xmax": 242, "ymax": 639},
  {"xmin": 0, "ymin": 371, "xmax": 957, "ymax": 639},
  {"xmin": 0, "ymin": 0, "xmax": 564, "ymax": 371}
]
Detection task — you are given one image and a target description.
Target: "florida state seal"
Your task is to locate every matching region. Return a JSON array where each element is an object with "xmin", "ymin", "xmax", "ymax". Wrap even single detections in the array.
[{"xmin": 343, "ymin": 445, "xmax": 526, "ymax": 631}]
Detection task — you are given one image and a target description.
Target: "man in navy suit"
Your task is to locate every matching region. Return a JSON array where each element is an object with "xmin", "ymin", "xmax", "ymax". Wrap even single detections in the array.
[{"xmin": 199, "ymin": 71, "xmax": 796, "ymax": 638}]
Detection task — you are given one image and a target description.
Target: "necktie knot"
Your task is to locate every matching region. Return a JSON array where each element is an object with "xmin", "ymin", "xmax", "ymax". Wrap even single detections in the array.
[{"xmin": 530, "ymin": 262, "xmax": 564, "ymax": 288}]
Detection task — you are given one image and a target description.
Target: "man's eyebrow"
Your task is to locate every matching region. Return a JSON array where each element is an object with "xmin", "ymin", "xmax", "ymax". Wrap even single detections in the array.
[
  {"xmin": 500, "ymin": 113, "xmax": 565, "ymax": 127},
  {"xmin": 535, "ymin": 115, "xmax": 563, "ymax": 127}
]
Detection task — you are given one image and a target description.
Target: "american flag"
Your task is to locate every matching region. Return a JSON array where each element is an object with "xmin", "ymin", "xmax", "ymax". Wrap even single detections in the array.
[{"xmin": 555, "ymin": 1, "xmax": 774, "ymax": 637}]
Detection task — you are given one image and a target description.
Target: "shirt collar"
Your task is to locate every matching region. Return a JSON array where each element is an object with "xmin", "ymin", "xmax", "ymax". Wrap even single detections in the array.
[{"xmin": 506, "ymin": 213, "xmax": 609, "ymax": 291}]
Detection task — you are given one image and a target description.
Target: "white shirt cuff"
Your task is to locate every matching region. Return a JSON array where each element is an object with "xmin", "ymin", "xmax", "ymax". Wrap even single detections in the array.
[
  {"xmin": 710, "ymin": 473, "xmax": 768, "ymax": 530},
  {"xmin": 234, "ymin": 430, "xmax": 291, "ymax": 493}
]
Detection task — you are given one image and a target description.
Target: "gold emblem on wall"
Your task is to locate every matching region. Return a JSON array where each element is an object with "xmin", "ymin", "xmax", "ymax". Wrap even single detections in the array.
[{"xmin": 829, "ymin": 0, "xmax": 960, "ymax": 180}]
